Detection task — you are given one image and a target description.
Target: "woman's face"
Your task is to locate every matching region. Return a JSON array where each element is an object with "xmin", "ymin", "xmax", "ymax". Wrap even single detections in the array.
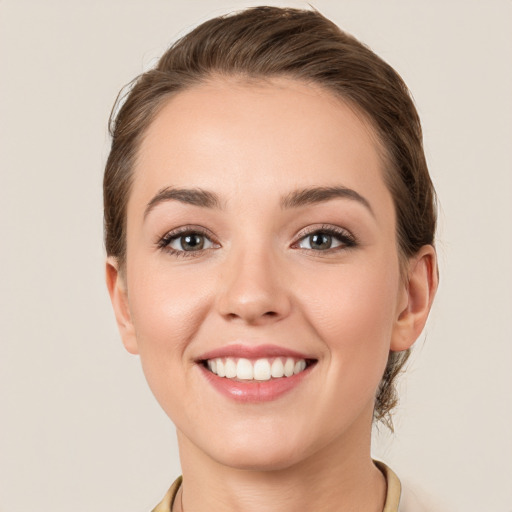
[{"xmin": 114, "ymin": 78, "xmax": 410, "ymax": 470}]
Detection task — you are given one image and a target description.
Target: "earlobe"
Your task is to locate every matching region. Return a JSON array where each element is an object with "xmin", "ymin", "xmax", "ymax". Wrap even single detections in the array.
[
  {"xmin": 105, "ymin": 257, "xmax": 139, "ymax": 355},
  {"xmin": 390, "ymin": 245, "xmax": 438, "ymax": 352}
]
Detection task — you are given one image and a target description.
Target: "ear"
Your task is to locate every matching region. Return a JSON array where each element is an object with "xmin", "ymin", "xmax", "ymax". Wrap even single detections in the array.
[
  {"xmin": 390, "ymin": 245, "xmax": 438, "ymax": 352},
  {"xmin": 105, "ymin": 257, "xmax": 139, "ymax": 355}
]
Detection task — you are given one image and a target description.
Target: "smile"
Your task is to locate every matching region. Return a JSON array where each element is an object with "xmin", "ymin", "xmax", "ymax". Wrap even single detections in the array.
[
  {"xmin": 196, "ymin": 345, "xmax": 317, "ymax": 402},
  {"xmin": 204, "ymin": 357, "xmax": 310, "ymax": 381}
]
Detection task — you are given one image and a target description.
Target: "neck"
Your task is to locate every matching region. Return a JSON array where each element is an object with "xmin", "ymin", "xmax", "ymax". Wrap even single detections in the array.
[{"xmin": 175, "ymin": 410, "xmax": 386, "ymax": 512}]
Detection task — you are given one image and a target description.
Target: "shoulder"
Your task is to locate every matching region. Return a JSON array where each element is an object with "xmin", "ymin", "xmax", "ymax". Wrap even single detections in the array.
[
  {"xmin": 374, "ymin": 460, "xmax": 446, "ymax": 512},
  {"xmin": 152, "ymin": 468, "xmax": 447, "ymax": 512},
  {"xmin": 151, "ymin": 476, "xmax": 182, "ymax": 512}
]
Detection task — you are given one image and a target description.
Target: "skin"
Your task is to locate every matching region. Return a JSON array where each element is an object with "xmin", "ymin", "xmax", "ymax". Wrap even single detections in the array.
[{"xmin": 107, "ymin": 77, "xmax": 437, "ymax": 512}]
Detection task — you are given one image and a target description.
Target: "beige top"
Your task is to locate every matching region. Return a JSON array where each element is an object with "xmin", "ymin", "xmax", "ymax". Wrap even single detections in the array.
[{"xmin": 152, "ymin": 461, "xmax": 405, "ymax": 512}]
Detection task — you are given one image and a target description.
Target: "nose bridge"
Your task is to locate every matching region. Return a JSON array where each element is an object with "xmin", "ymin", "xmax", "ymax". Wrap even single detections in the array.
[{"xmin": 217, "ymin": 238, "xmax": 291, "ymax": 324}]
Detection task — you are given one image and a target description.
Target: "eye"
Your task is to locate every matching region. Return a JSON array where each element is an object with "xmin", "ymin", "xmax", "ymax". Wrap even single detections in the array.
[
  {"xmin": 295, "ymin": 227, "xmax": 356, "ymax": 252},
  {"xmin": 158, "ymin": 228, "xmax": 218, "ymax": 256}
]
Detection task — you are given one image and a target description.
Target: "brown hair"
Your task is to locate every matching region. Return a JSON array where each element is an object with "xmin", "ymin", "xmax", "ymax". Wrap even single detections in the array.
[{"xmin": 104, "ymin": 6, "xmax": 437, "ymax": 428}]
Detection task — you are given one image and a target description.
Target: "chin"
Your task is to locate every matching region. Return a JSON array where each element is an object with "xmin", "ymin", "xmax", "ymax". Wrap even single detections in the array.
[
  {"xmin": 196, "ymin": 421, "xmax": 320, "ymax": 472},
  {"xmin": 212, "ymin": 442, "xmax": 307, "ymax": 472}
]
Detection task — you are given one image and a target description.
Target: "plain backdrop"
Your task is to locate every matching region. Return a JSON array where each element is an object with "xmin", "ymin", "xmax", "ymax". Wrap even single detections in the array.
[{"xmin": 1, "ymin": 1, "xmax": 511, "ymax": 511}]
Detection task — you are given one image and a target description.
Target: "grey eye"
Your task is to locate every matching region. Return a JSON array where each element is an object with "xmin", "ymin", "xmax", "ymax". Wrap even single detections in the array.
[
  {"xmin": 169, "ymin": 233, "xmax": 213, "ymax": 252},
  {"xmin": 297, "ymin": 231, "xmax": 346, "ymax": 251},
  {"xmin": 309, "ymin": 233, "xmax": 332, "ymax": 250}
]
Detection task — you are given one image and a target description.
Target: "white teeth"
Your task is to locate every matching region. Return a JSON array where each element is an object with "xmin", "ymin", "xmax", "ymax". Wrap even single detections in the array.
[
  {"xmin": 225, "ymin": 358, "xmax": 237, "ymax": 378},
  {"xmin": 216, "ymin": 359, "xmax": 226, "ymax": 377},
  {"xmin": 236, "ymin": 358, "xmax": 253, "ymax": 380},
  {"xmin": 284, "ymin": 358, "xmax": 295, "ymax": 377},
  {"xmin": 294, "ymin": 360, "xmax": 306, "ymax": 374},
  {"xmin": 253, "ymin": 359, "xmax": 271, "ymax": 381},
  {"xmin": 206, "ymin": 356, "xmax": 310, "ymax": 380},
  {"xmin": 271, "ymin": 358, "xmax": 285, "ymax": 378}
]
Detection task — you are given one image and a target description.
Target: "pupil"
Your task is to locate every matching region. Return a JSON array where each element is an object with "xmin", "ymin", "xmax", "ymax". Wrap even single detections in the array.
[
  {"xmin": 311, "ymin": 233, "xmax": 331, "ymax": 250},
  {"xmin": 182, "ymin": 234, "xmax": 204, "ymax": 250}
]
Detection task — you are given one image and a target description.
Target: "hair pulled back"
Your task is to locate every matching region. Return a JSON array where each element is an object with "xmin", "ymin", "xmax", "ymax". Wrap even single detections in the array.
[{"xmin": 104, "ymin": 6, "xmax": 437, "ymax": 428}]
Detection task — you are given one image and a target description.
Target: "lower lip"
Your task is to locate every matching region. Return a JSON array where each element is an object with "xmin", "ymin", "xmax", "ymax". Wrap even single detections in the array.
[{"xmin": 198, "ymin": 364, "xmax": 315, "ymax": 403}]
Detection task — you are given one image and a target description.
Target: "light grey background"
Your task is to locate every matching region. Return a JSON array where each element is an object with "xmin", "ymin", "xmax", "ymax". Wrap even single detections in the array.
[{"xmin": 1, "ymin": 1, "xmax": 511, "ymax": 511}]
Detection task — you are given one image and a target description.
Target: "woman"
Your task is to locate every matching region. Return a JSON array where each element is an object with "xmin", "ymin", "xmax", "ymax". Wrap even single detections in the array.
[{"xmin": 104, "ymin": 7, "xmax": 438, "ymax": 511}]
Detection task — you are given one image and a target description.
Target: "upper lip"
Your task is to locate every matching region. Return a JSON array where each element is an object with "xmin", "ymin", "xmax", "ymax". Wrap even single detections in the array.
[{"xmin": 196, "ymin": 344, "xmax": 315, "ymax": 362}]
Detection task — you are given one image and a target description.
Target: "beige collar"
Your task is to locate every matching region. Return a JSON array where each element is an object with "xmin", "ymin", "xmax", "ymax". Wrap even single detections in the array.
[{"xmin": 152, "ymin": 461, "xmax": 401, "ymax": 512}]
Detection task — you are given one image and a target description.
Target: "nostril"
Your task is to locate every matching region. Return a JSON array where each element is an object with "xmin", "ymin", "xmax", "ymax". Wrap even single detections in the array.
[
  {"xmin": 218, "ymin": 287, "xmax": 291, "ymax": 324},
  {"xmin": 226, "ymin": 310, "xmax": 277, "ymax": 321}
]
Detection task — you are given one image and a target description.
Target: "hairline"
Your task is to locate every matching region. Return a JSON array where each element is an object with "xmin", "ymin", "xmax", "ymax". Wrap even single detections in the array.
[{"xmin": 114, "ymin": 72, "xmax": 409, "ymax": 280}]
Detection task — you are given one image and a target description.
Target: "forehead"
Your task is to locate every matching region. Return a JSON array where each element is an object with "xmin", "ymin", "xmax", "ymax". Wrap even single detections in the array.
[{"xmin": 131, "ymin": 77, "xmax": 390, "ymax": 213}]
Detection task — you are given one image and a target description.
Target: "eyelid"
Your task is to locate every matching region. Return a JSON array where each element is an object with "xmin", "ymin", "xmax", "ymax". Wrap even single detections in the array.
[
  {"xmin": 291, "ymin": 224, "xmax": 357, "ymax": 250},
  {"xmin": 156, "ymin": 225, "xmax": 220, "ymax": 255}
]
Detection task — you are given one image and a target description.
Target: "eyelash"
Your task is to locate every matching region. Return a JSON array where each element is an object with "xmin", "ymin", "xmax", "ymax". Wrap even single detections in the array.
[
  {"xmin": 292, "ymin": 224, "xmax": 357, "ymax": 253},
  {"xmin": 157, "ymin": 226, "xmax": 219, "ymax": 258},
  {"xmin": 156, "ymin": 224, "xmax": 357, "ymax": 258}
]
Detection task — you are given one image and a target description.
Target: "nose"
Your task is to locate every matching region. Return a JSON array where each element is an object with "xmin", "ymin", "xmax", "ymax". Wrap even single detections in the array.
[{"xmin": 216, "ymin": 247, "xmax": 292, "ymax": 326}]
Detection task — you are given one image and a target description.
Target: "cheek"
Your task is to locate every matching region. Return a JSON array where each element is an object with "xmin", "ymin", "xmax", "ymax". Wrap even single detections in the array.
[
  {"xmin": 300, "ymin": 256, "xmax": 398, "ymax": 333},
  {"xmin": 297, "ymin": 258, "xmax": 400, "ymax": 387},
  {"xmin": 126, "ymin": 256, "xmax": 214, "ymax": 390},
  {"xmin": 129, "ymin": 251, "xmax": 214, "ymax": 333}
]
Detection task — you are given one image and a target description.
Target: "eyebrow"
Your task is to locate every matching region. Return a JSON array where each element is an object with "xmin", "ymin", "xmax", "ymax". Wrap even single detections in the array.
[
  {"xmin": 280, "ymin": 186, "xmax": 374, "ymax": 215},
  {"xmin": 144, "ymin": 184, "xmax": 373, "ymax": 218},
  {"xmin": 144, "ymin": 186, "xmax": 222, "ymax": 218}
]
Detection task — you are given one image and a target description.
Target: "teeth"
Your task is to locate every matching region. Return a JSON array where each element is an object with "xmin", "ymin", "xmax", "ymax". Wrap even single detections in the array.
[
  {"xmin": 271, "ymin": 358, "xmax": 284, "ymax": 378},
  {"xmin": 216, "ymin": 359, "xmax": 226, "ymax": 377},
  {"xmin": 225, "ymin": 358, "xmax": 237, "ymax": 378},
  {"xmin": 294, "ymin": 360, "xmax": 306, "ymax": 374},
  {"xmin": 236, "ymin": 358, "xmax": 253, "ymax": 380},
  {"xmin": 253, "ymin": 359, "xmax": 271, "ymax": 381},
  {"xmin": 206, "ymin": 356, "xmax": 309, "ymax": 380},
  {"xmin": 284, "ymin": 358, "xmax": 295, "ymax": 377}
]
